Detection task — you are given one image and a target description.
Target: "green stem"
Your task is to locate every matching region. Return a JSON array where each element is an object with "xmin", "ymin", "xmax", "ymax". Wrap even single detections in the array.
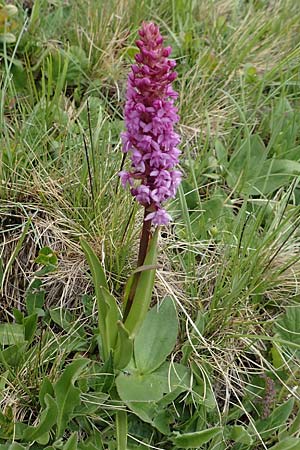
[
  {"xmin": 137, "ymin": 208, "xmax": 152, "ymax": 267},
  {"xmin": 123, "ymin": 207, "xmax": 151, "ymax": 321},
  {"xmin": 116, "ymin": 409, "xmax": 128, "ymax": 450}
]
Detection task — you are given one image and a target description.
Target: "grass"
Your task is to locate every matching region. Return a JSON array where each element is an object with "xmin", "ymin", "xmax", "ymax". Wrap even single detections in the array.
[{"xmin": 1, "ymin": 0, "xmax": 300, "ymax": 449}]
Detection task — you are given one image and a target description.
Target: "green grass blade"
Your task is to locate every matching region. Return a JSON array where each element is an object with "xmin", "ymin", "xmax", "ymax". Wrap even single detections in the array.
[{"xmin": 1, "ymin": 219, "xmax": 31, "ymax": 293}]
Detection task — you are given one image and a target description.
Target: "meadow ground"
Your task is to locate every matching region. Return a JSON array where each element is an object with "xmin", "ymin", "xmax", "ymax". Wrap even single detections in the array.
[{"xmin": 0, "ymin": 0, "xmax": 300, "ymax": 449}]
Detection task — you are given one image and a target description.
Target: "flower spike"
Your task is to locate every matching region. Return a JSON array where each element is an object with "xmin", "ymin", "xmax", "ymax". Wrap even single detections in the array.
[{"xmin": 120, "ymin": 21, "xmax": 181, "ymax": 226}]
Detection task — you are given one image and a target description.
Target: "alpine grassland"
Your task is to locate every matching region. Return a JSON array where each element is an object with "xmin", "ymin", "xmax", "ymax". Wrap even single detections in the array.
[{"xmin": 1, "ymin": 1, "xmax": 300, "ymax": 449}]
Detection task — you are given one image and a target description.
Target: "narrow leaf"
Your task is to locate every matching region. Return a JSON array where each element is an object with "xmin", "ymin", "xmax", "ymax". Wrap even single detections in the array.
[
  {"xmin": 114, "ymin": 321, "xmax": 133, "ymax": 370},
  {"xmin": 0, "ymin": 258, "xmax": 3, "ymax": 287},
  {"xmin": 0, "ymin": 324, "xmax": 24, "ymax": 346},
  {"xmin": 23, "ymin": 394, "xmax": 57, "ymax": 442},
  {"xmin": 1, "ymin": 219, "xmax": 31, "ymax": 292},
  {"xmin": 97, "ymin": 354, "xmax": 115, "ymax": 393},
  {"xmin": 122, "ymin": 273, "xmax": 134, "ymax": 313},
  {"xmin": 54, "ymin": 358, "xmax": 89, "ymax": 438},
  {"xmin": 80, "ymin": 238, "xmax": 109, "ymax": 359},
  {"xmin": 100, "ymin": 287, "xmax": 120, "ymax": 352},
  {"xmin": 23, "ymin": 314, "xmax": 38, "ymax": 343},
  {"xmin": 80, "ymin": 239, "xmax": 108, "ymax": 290},
  {"xmin": 124, "ymin": 229, "xmax": 158, "ymax": 337},
  {"xmin": 39, "ymin": 377, "xmax": 54, "ymax": 409}
]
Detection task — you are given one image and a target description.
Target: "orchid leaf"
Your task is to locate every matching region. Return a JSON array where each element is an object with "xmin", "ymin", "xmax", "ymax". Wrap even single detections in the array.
[
  {"xmin": 134, "ymin": 296, "xmax": 178, "ymax": 374},
  {"xmin": 116, "ymin": 367, "xmax": 167, "ymax": 402},
  {"xmin": 122, "ymin": 273, "xmax": 134, "ymax": 313},
  {"xmin": 114, "ymin": 321, "xmax": 133, "ymax": 370},
  {"xmin": 116, "ymin": 361, "xmax": 189, "ymax": 403},
  {"xmin": 124, "ymin": 228, "xmax": 159, "ymax": 337},
  {"xmin": 80, "ymin": 238, "xmax": 109, "ymax": 359},
  {"xmin": 100, "ymin": 287, "xmax": 120, "ymax": 352}
]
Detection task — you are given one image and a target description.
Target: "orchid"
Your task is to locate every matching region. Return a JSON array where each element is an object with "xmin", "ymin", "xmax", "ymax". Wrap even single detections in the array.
[{"xmin": 120, "ymin": 21, "xmax": 181, "ymax": 225}]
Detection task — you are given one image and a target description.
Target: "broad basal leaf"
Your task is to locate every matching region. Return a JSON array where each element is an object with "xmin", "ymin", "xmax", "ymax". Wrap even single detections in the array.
[
  {"xmin": 171, "ymin": 427, "xmax": 222, "ymax": 448},
  {"xmin": 249, "ymin": 159, "xmax": 300, "ymax": 195},
  {"xmin": 134, "ymin": 296, "xmax": 178, "ymax": 374},
  {"xmin": 274, "ymin": 306, "xmax": 300, "ymax": 350},
  {"xmin": 116, "ymin": 368, "xmax": 166, "ymax": 402},
  {"xmin": 116, "ymin": 362, "xmax": 189, "ymax": 403},
  {"xmin": 227, "ymin": 134, "xmax": 267, "ymax": 192}
]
